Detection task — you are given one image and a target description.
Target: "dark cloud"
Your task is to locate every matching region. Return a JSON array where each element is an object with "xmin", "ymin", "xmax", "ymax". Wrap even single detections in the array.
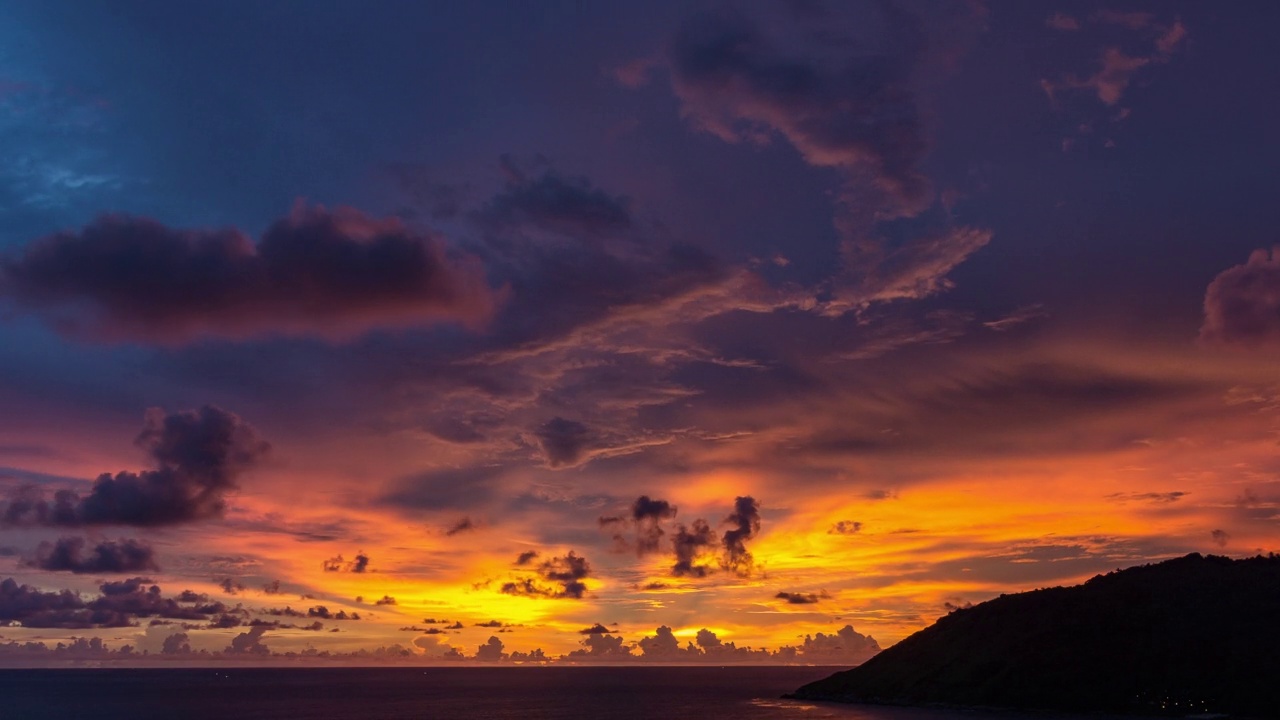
[
  {"xmin": 667, "ymin": 8, "xmax": 928, "ymax": 213},
  {"xmin": 322, "ymin": 552, "xmax": 370, "ymax": 573},
  {"xmin": 479, "ymin": 159, "xmax": 632, "ymax": 241},
  {"xmin": 474, "ymin": 636, "xmax": 506, "ymax": 662},
  {"xmin": 379, "ymin": 466, "xmax": 505, "ymax": 513},
  {"xmin": 306, "ymin": 606, "xmax": 361, "ymax": 621},
  {"xmin": 28, "ymin": 537, "xmax": 158, "ymax": 574},
  {"xmin": 1211, "ymin": 529, "xmax": 1230, "ymax": 547},
  {"xmin": 0, "ymin": 578, "xmax": 96, "ymax": 629},
  {"xmin": 501, "ymin": 551, "xmax": 591, "ymax": 599},
  {"xmin": 534, "ymin": 417, "xmax": 593, "ymax": 469},
  {"xmin": 515, "ymin": 551, "xmax": 539, "ymax": 566},
  {"xmin": 602, "ymin": 495, "xmax": 679, "ymax": 555},
  {"xmin": 218, "ymin": 578, "xmax": 246, "ymax": 595},
  {"xmin": 671, "ymin": 519, "xmax": 715, "ymax": 578},
  {"xmin": 260, "ymin": 606, "xmax": 306, "ymax": 618},
  {"xmin": 1, "ymin": 405, "xmax": 268, "ymax": 527},
  {"xmin": 207, "ymin": 613, "xmax": 242, "ymax": 629},
  {"xmin": 160, "ymin": 632, "xmax": 192, "ymax": 655},
  {"xmin": 828, "ymin": 520, "xmax": 863, "ymax": 535},
  {"xmin": 1106, "ymin": 492, "xmax": 1187, "ymax": 504},
  {"xmin": 0, "ymin": 204, "xmax": 501, "ymax": 343},
  {"xmin": 444, "ymin": 517, "xmax": 475, "ymax": 536},
  {"xmin": 566, "ymin": 632, "xmax": 632, "ymax": 659},
  {"xmin": 1201, "ymin": 249, "xmax": 1280, "ymax": 349},
  {"xmin": 374, "ymin": 595, "xmax": 397, "ymax": 606},
  {"xmin": 226, "ymin": 625, "xmax": 270, "ymax": 655},
  {"xmin": 776, "ymin": 591, "xmax": 822, "ymax": 604},
  {"xmin": 578, "ymin": 623, "xmax": 613, "ymax": 634},
  {"xmin": 720, "ymin": 495, "xmax": 761, "ymax": 575},
  {"xmin": 796, "ymin": 624, "xmax": 881, "ymax": 663},
  {"xmin": 636, "ymin": 625, "xmax": 682, "ymax": 659},
  {"xmin": 632, "ymin": 495, "xmax": 677, "ymax": 522},
  {"xmin": 0, "ymin": 576, "xmax": 233, "ymax": 629}
]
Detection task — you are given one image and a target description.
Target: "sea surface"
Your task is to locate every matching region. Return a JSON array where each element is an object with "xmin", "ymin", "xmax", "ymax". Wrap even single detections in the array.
[{"xmin": 0, "ymin": 666, "xmax": 1021, "ymax": 720}]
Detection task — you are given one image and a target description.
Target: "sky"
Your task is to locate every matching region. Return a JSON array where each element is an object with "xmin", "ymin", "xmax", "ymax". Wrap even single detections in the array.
[{"xmin": 0, "ymin": 0, "xmax": 1278, "ymax": 664}]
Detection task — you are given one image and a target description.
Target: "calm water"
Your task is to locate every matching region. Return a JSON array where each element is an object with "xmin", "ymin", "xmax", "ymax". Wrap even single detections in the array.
[{"xmin": 0, "ymin": 666, "xmax": 1000, "ymax": 720}]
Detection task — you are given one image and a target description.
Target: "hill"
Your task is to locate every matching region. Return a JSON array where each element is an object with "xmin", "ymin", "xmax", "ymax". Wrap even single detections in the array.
[{"xmin": 789, "ymin": 554, "xmax": 1280, "ymax": 716}]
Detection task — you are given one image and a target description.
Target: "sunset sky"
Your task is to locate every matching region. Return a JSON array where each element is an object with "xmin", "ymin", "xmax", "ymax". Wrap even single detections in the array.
[{"xmin": 0, "ymin": 0, "xmax": 1278, "ymax": 662}]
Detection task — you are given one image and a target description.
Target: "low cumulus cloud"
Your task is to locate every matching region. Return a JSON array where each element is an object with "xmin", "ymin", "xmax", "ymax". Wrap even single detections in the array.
[
  {"xmin": 0, "ymin": 204, "xmax": 501, "ymax": 343},
  {"xmin": 226, "ymin": 625, "xmax": 270, "ymax": 655},
  {"xmin": 1, "ymin": 405, "xmax": 268, "ymax": 527},
  {"xmin": 28, "ymin": 537, "xmax": 158, "ymax": 574},
  {"xmin": 0, "ymin": 576, "xmax": 232, "ymax": 629},
  {"xmin": 1201, "ymin": 248, "xmax": 1280, "ymax": 349}
]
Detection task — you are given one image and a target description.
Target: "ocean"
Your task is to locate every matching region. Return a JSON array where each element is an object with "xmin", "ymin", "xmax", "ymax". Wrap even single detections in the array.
[{"xmin": 0, "ymin": 666, "xmax": 988, "ymax": 720}]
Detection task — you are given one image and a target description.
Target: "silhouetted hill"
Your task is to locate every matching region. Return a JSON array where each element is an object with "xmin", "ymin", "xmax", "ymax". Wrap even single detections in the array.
[{"xmin": 790, "ymin": 554, "xmax": 1280, "ymax": 716}]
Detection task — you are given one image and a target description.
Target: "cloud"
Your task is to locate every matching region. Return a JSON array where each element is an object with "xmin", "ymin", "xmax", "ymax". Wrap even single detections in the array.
[
  {"xmin": 1106, "ymin": 491, "xmax": 1187, "ymax": 504},
  {"xmin": 160, "ymin": 632, "xmax": 192, "ymax": 655},
  {"xmin": 828, "ymin": 520, "xmax": 863, "ymax": 535},
  {"xmin": 1041, "ymin": 16, "xmax": 1186, "ymax": 108},
  {"xmin": 776, "ymin": 591, "xmax": 823, "ymax": 604},
  {"xmin": 982, "ymin": 304, "xmax": 1048, "ymax": 332},
  {"xmin": 656, "ymin": 5, "xmax": 991, "ymax": 308},
  {"xmin": 500, "ymin": 551, "xmax": 591, "ymax": 599},
  {"xmin": 566, "ymin": 632, "xmax": 632, "ymax": 659},
  {"xmin": 226, "ymin": 625, "xmax": 270, "ymax": 655},
  {"xmin": 444, "ymin": 517, "xmax": 475, "ymax": 536},
  {"xmin": 796, "ymin": 624, "xmax": 881, "ymax": 663},
  {"xmin": 852, "ymin": 226, "xmax": 992, "ymax": 305},
  {"xmin": 578, "ymin": 623, "xmax": 613, "ymax": 634},
  {"xmin": 636, "ymin": 625, "xmax": 682, "ymax": 659},
  {"xmin": 720, "ymin": 495, "xmax": 761, "ymax": 575},
  {"xmin": 0, "ymin": 203, "xmax": 501, "ymax": 343},
  {"xmin": 0, "ymin": 576, "xmax": 233, "ymax": 629},
  {"xmin": 671, "ymin": 519, "xmax": 715, "ymax": 577},
  {"xmin": 478, "ymin": 159, "xmax": 632, "ymax": 241},
  {"xmin": 601, "ymin": 495, "xmax": 679, "ymax": 555},
  {"xmin": 1, "ymin": 405, "xmax": 268, "ymax": 527},
  {"xmin": 667, "ymin": 8, "xmax": 929, "ymax": 214},
  {"xmin": 1211, "ymin": 529, "xmax": 1230, "ymax": 547},
  {"xmin": 1201, "ymin": 248, "xmax": 1280, "ymax": 349},
  {"xmin": 515, "ymin": 551, "xmax": 539, "ymax": 566},
  {"xmin": 534, "ymin": 417, "xmax": 593, "ymax": 468},
  {"xmin": 0, "ymin": 578, "xmax": 98, "ymax": 629},
  {"xmin": 218, "ymin": 578, "xmax": 246, "ymax": 595},
  {"xmin": 28, "ymin": 537, "xmax": 158, "ymax": 574},
  {"xmin": 322, "ymin": 552, "xmax": 371, "ymax": 573},
  {"xmin": 305, "ymin": 606, "xmax": 362, "ymax": 621},
  {"xmin": 374, "ymin": 595, "xmax": 397, "ymax": 606},
  {"xmin": 474, "ymin": 636, "xmax": 507, "ymax": 662}
]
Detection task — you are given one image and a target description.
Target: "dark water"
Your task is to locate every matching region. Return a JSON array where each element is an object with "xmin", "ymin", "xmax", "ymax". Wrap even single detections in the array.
[{"xmin": 0, "ymin": 666, "xmax": 1002, "ymax": 720}]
